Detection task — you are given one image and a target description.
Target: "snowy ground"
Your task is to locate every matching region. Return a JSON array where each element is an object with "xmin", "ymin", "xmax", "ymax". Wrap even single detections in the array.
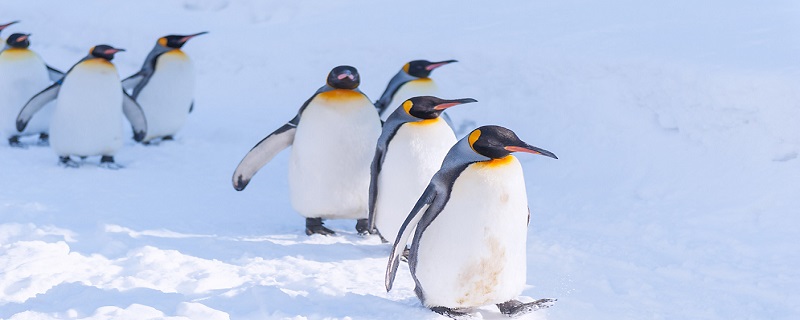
[{"xmin": 2, "ymin": 0, "xmax": 800, "ymax": 319}]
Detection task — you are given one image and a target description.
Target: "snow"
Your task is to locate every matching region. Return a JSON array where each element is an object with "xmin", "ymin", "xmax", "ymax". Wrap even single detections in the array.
[{"xmin": 2, "ymin": 0, "xmax": 799, "ymax": 319}]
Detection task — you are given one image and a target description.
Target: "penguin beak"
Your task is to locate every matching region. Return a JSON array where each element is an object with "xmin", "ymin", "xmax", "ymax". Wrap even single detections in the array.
[
  {"xmin": 425, "ymin": 60, "xmax": 458, "ymax": 71},
  {"xmin": 337, "ymin": 70, "xmax": 355, "ymax": 80},
  {"xmin": 105, "ymin": 48, "xmax": 125, "ymax": 55},
  {"xmin": 180, "ymin": 31, "xmax": 208, "ymax": 44},
  {"xmin": 505, "ymin": 143, "xmax": 558, "ymax": 159},
  {"xmin": 433, "ymin": 98, "xmax": 478, "ymax": 110},
  {"xmin": 18, "ymin": 34, "xmax": 30, "ymax": 42},
  {"xmin": 0, "ymin": 21, "xmax": 19, "ymax": 30}
]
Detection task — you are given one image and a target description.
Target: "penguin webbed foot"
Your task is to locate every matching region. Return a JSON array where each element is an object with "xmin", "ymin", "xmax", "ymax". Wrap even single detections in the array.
[
  {"xmin": 305, "ymin": 218, "xmax": 336, "ymax": 236},
  {"xmin": 59, "ymin": 156, "xmax": 80, "ymax": 168},
  {"xmin": 37, "ymin": 133, "xmax": 49, "ymax": 146},
  {"xmin": 430, "ymin": 306, "xmax": 475, "ymax": 319},
  {"xmin": 496, "ymin": 298, "xmax": 556, "ymax": 317},
  {"xmin": 8, "ymin": 136, "xmax": 26, "ymax": 148},
  {"xmin": 355, "ymin": 219, "xmax": 370, "ymax": 235},
  {"xmin": 400, "ymin": 247, "xmax": 410, "ymax": 262},
  {"xmin": 99, "ymin": 155, "xmax": 123, "ymax": 170}
]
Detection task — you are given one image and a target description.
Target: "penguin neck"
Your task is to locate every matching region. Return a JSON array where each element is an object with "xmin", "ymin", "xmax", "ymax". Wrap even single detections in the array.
[
  {"xmin": 408, "ymin": 116, "xmax": 444, "ymax": 126},
  {"xmin": 317, "ymin": 88, "xmax": 363, "ymax": 102},
  {"xmin": 474, "ymin": 155, "xmax": 516, "ymax": 168}
]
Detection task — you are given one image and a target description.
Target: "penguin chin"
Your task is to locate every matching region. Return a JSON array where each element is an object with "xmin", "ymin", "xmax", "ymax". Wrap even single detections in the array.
[{"xmin": 328, "ymin": 78, "xmax": 359, "ymax": 90}]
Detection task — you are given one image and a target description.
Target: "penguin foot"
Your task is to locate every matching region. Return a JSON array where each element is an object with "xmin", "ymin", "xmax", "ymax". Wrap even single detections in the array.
[
  {"xmin": 59, "ymin": 156, "xmax": 80, "ymax": 168},
  {"xmin": 430, "ymin": 306, "xmax": 474, "ymax": 319},
  {"xmin": 37, "ymin": 133, "xmax": 49, "ymax": 146},
  {"xmin": 162, "ymin": 135, "xmax": 174, "ymax": 141},
  {"xmin": 99, "ymin": 156, "xmax": 123, "ymax": 170},
  {"xmin": 400, "ymin": 247, "xmax": 410, "ymax": 262},
  {"xmin": 496, "ymin": 298, "xmax": 556, "ymax": 317},
  {"xmin": 355, "ymin": 219, "xmax": 370, "ymax": 235},
  {"xmin": 8, "ymin": 136, "xmax": 26, "ymax": 148},
  {"xmin": 305, "ymin": 218, "xmax": 335, "ymax": 236}
]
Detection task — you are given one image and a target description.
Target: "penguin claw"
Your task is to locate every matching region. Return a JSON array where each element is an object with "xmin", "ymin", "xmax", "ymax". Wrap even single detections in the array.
[
  {"xmin": 355, "ymin": 219, "xmax": 370, "ymax": 235},
  {"xmin": 497, "ymin": 298, "xmax": 556, "ymax": 317},
  {"xmin": 430, "ymin": 306, "xmax": 475, "ymax": 319},
  {"xmin": 8, "ymin": 136, "xmax": 26, "ymax": 148},
  {"xmin": 305, "ymin": 218, "xmax": 336, "ymax": 236},
  {"xmin": 37, "ymin": 133, "xmax": 49, "ymax": 146},
  {"xmin": 59, "ymin": 157, "xmax": 80, "ymax": 168}
]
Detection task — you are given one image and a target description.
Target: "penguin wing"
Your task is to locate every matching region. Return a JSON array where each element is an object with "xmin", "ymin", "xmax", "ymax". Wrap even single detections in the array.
[
  {"xmin": 46, "ymin": 65, "xmax": 65, "ymax": 82},
  {"xmin": 121, "ymin": 72, "xmax": 145, "ymax": 92},
  {"xmin": 122, "ymin": 91, "xmax": 147, "ymax": 142},
  {"xmin": 189, "ymin": 101, "xmax": 194, "ymax": 113},
  {"xmin": 385, "ymin": 184, "xmax": 437, "ymax": 291},
  {"xmin": 367, "ymin": 114, "xmax": 409, "ymax": 233},
  {"xmin": 232, "ymin": 117, "xmax": 298, "ymax": 191},
  {"xmin": 16, "ymin": 82, "xmax": 60, "ymax": 132}
]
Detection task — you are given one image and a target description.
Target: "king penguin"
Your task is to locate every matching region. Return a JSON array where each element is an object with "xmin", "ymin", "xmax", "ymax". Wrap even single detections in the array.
[
  {"xmin": 1, "ymin": 33, "xmax": 63, "ymax": 147},
  {"xmin": 122, "ymin": 32, "xmax": 207, "ymax": 144},
  {"xmin": 16, "ymin": 45, "xmax": 147, "ymax": 168},
  {"xmin": 232, "ymin": 66, "xmax": 382, "ymax": 235},
  {"xmin": 368, "ymin": 96, "xmax": 476, "ymax": 243},
  {"xmin": 385, "ymin": 125, "xmax": 558, "ymax": 318},
  {"xmin": 373, "ymin": 60, "xmax": 457, "ymax": 120}
]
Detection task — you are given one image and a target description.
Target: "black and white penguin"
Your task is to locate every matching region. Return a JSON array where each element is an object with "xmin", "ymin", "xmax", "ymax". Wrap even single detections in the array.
[
  {"xmin": 367, "ymin": 96, "xmax": 476, "ymax": 242},
  {"xmin": 0, "ymin": 33, "xmax": 59, "ymax": 147},
  {"xmin": 122, "ymin": 32, "xmax": 206, "ymax": 143},
  {"xmin": 232, "ymin": 66, "xmax": 382, "ymax": 235},
  {"xmin": 385, "ymin": 125, "xmax": 558, "ymax": 318},
  {"xmin": 373, "ymin": 59, "xmax": 457, "ymax": 120},
  {"xmin": 16, "ymin": 45, "xmax": 147, "ymax": 168}
]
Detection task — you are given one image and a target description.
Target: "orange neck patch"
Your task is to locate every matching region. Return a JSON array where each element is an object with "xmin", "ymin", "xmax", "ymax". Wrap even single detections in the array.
[
  {"xmin": 475, "ymin": 155, "xmax": 515, "ymax": 168},
  {"xmin": 408, "ymin": 117, "xmax": 442, "ymax": 126},
  {"xmin": 317, "ymin": 89, "xmax": 363, "ymax": 102}
]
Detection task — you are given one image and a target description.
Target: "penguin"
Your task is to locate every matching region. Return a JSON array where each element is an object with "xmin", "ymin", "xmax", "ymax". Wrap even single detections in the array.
[
  {"xmin": 0, "ymin": 22, "xmax": 64, "ymax": 80},
  {"xmin": 1, "ymin": 33, "xmax": 52, "ymax": 147},
  {"xmin": 367, "ymin": 96, "xmax": 477, "ymax": 243},
  {"xmin": 232, "ymin": 66, "xmax": 382, "ymax": 236},
  {"xmin": 122, "ymin": 32, "xmax": 207, "ymax": 143},
  {"xmin": 385, "ymin": 125, "xmax": 558, "ymax": 318},
  {"xmin": 373, "ymin": 60, "xmax": 457, "ymax": 120},
  {"xmin": 16, "ymin": 45, "xmax": 147, "ymax": 168}
]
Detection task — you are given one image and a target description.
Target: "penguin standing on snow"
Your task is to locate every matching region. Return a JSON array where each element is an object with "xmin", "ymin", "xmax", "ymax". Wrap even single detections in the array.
[
  {"xmin": 1, "ymin": 33, "xmax": 63, "ymax": 146},
  {"xmin": 122, "ymin": 32, "xmax": 206, "ymax": 144},
  {"xmin": 16, "ymin": 45, "xmax": 147, "ymax": 168},
  {"xmin": 368, "ymin": 96, "xmax": 476, "ymax": 242},
  {"xmin": 385, "ymin": 125, "xmax": 557, "ymax": 318},
  {"xmin": 232, "ymin": 66, "xmax": 382, "ymax": 235},
  {"xmin": 373, "ymin": 60, "xmax": 457, "ymax": 120}
]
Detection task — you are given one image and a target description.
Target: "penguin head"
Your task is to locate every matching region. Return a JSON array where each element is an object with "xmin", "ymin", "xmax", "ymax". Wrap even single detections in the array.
[
  {"xmin": 0, "ymin": 21, "xmax": 19, "ymax": 34},
  {"xmin": 326, "ymin": 65, "xmax": 360, "ymax": 89},
  {"xmin": 403, "ymin": 96, "xmax": 477, "ymax": 120},
  {"xmin": 157, "ymin": 31, "xmax": 208, "ymax": 49},
  {"xmin": 403, "ymin": 59, "xmax": 457, "ymax": 78},
  {"xmin": 467, "ymin": 125, "xmax": 558, "ymax": 160},
  {"xmin": 6, "ymin": 33, "xmax": 30, "ymax": 48},
  {"xmin": 90, "ymin": 45, "xmax": 125, "ymax": 61}
]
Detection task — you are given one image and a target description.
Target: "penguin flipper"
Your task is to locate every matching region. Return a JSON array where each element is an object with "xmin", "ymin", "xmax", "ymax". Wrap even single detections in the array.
[
  {"xmin": 16, "ymin": 82, "xmax": 60, "ymax": 132},
  {"xmin": 189, "ymin": 101, "xmax": 194, "ymax": 113},
  {"xmin": 386, "ymin": 185, "xmax": 436, "ymax": 292},
  {"xmin": 122, "ymin": 91, "xmax": 147, "ymax": 142},
  {"xmin": 121, "ymin": 72, "xmax": 144, "ymax": 92},
  {"xmin": 232, "ymin": 120, "xmax": 297, "ymax": 191},
  {"xmin": 367, "ymin": 147, "xmax": 384, "ymax": 233},
  {"xmin": 46, "ymin": 65, "xmax": 65, "ymax": 82}
]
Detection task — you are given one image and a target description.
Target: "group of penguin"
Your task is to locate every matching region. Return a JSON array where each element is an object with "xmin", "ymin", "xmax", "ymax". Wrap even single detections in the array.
[
  {"xmin": 231, "ymin": 55, "xmax": 559, "ymax": 318},
  {"xmin": 0, "ymin": 21, "xmax": 205, "ymax": 168}
]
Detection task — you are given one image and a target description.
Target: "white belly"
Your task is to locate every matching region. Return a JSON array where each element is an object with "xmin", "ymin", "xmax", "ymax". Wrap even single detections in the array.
[
  {"xmin": 383, "ymin": 79, "xmax": 438, "ymax": 120},
  {"xmin": 136, "ymin": 50, "xmax": 195, "ymax": 141},
  {"xmin": 289, "ymin": 90, "xmax": 382, "ymax": 219},
  {"xmin": 374, "ymin": 119, "xmax": 455, "ymax": 241},
  {"xmin": 51, "ymin": 59, "xmax": 124, "ymax": 157},
  {"xmin": 415, "ymin": 156, "xmax": 529, "ymax": 308},
  {"xmin": 0, "ymin": 49, "xmax": 52, "ymax": 136}
]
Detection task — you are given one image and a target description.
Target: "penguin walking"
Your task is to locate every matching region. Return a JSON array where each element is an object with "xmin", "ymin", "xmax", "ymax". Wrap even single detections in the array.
[
  {"xmin": 16, "ymin": 45, "xmax": 147, "ymax": 168},
  {"xmin": 373, "ymin": 60, "xmax": 457, "ymax": 120},
  {"xmin": 1, "ymin": 33, "xmax": 65, "ymax": 147},
  {"xmin": 385, "ymin": 125, "xmax": 558, "ymax": 318},
  {"xmin": 122, "ymin": 32, "xmax": 206, "ymax": 144},
  {"xmin": 232, "ymin": 66, "xmax": 382, "ymax": 235},
  {"xmin": 367, "ymin": 96, "xmax": 476, "ymax": 243}
]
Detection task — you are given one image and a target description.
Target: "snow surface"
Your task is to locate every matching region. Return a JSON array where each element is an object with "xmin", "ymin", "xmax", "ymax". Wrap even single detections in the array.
[{"xmin": 2, "ymin": 0, "xmax": 800, "ymax": 319}]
